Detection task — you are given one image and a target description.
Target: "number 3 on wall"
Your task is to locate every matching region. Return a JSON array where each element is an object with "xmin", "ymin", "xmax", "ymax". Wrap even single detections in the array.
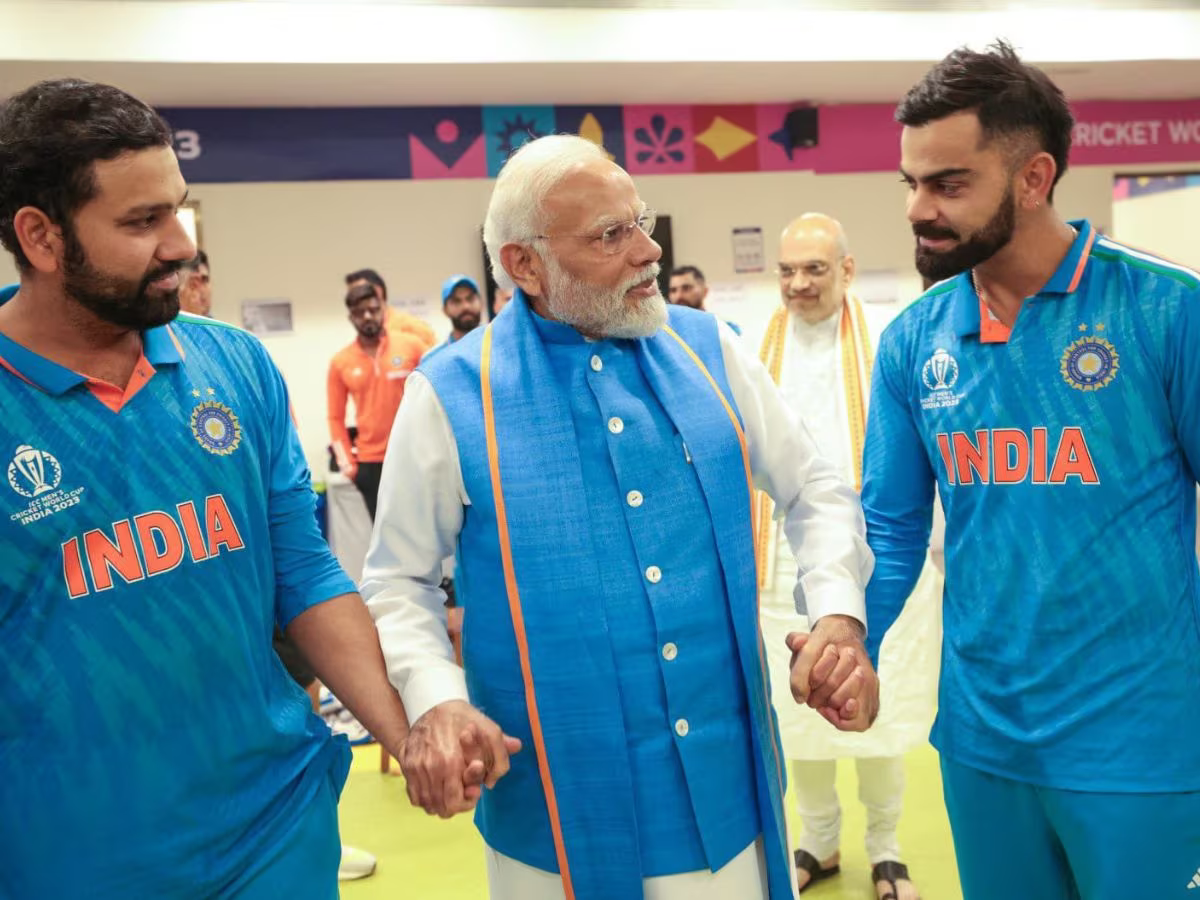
[{"xmin": 174, "ymin": 130, "xmax": 202, "ymax": 161}]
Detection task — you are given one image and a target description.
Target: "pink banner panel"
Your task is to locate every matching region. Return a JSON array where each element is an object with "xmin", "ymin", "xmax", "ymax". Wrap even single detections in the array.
[
  {"xmin": 624, "ymin": 105, "xmax": 696, "ymax": 175},
  {"xmin": 1070, "ymin": 100, "xmax": 1200, "ymax": 167},
  {"xmin": 811, "ymin": 104, "xmax": 903, "ymax": 174}
]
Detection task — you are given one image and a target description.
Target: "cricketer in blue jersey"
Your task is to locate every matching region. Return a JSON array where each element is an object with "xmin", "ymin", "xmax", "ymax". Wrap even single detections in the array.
[
  {"xmin": 0, "ymin": 79, "xmax": 439, "ymax": 897},
  {"xmin": 863, "ymin": 41, "xmax": 1200, "ymax": 900}
]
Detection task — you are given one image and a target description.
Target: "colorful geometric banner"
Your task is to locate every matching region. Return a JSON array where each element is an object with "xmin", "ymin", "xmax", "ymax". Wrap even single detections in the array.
[
  {"xmin": 555, "ymin": 105, "xmax": 626, "ymax": 169},
  {"xmin": 1113, "ymin": 172, "xmax": 1200, "ymax": 201},
  {"xmin": 482, "ymin": 105, "xmax": 555, "ymax": 176},
  {"xmin": 158, "ymin": 98, "xmax": 1200, "ymax": 185},
  {"xmin": 756, "ymin": 103, "xmax": 821, "ymax": 172},
  {"xmin": 624, "ymin": 105, "xmax": 695, "ymax": 175},
  {"xmin": 693, "ymin": 105, "xmax": 759, "ymax": 173},
  {"xmin": 407, "ymin": 106, "xmax": 486, "ymax": 180}
]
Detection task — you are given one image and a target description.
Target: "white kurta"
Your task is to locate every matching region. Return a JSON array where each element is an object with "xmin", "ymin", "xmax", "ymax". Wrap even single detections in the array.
[
  {"xmin": 760, "ymin": 313, "xmax": 943, "ymax": 761},
  {"xmin": 360, "ymin": 319, "xmax": 870, "ymax": 899},
  {"xmin": 485, "ymin": 839, "xmax": 771, "ymax": 900}
]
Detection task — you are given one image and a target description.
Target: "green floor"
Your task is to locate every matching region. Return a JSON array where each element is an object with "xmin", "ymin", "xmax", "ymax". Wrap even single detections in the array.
[{"xmin": 338, "ymin": 742, "xmax": 962, "ymax": 899}]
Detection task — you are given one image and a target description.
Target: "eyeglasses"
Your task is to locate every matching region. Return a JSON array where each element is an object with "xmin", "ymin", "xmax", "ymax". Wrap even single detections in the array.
[
  {"xmin": 776, "ymin": 261, "xmax": 834, "ymax": 281},
  {"xmin": 534, "ymin": 209, "xmax": 657, "ymax": 255}
]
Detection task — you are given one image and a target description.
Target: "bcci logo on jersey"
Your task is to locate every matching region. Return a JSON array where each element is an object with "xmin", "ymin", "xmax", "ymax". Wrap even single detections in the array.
[
  {"xmin": 921, "ymin": 348, "xmax": 963, "ymax": 411},
  {"xmin": 190, "ymin": 401, "xmax": 242, "ymax": 456},
  {"xmin": 8, "ymin": 445, "xmax": 86, "ymax": 526},
  {"xmin": 1061, "ymin": 336, "xmax": 1119, "ymax": 391}
]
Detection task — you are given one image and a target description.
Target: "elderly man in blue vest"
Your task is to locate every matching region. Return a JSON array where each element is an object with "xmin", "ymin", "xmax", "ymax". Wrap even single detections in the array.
[{"xmin": 360, "ymin": 134, "xmax": 879, "ymax": 900}]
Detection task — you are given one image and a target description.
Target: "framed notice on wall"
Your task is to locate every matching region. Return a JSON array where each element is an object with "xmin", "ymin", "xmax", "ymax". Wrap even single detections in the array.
[
  {"xmin": 732, "ymin": 227, "xmax": 765, "ymax": 274},
  {"xmin": 241, "ymin": 299, "xmax": 294, "ymax": 336}
]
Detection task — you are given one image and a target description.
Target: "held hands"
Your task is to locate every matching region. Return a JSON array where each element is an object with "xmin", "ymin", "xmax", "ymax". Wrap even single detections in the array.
[
  {"xmin": 786, "ymin": 614, "xmax": 879, "ymax": 732},
  {"xmin": 399, "ymin": 699, "xmax": 522, "ymax": 818}
]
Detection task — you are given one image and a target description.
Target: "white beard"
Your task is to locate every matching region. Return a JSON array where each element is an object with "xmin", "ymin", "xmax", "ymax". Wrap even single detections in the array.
[{"xmin": 543, "ymin": 257, "xmax": 667, "ymax": 339}]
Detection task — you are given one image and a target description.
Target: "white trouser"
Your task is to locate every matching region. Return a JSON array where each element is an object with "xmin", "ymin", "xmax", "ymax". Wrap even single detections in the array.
[
  {"xmin": 791, "ymin": 756, "xmax": 905, "ymax": 864},
  {"xmin": 485, "ymin": 837, "xmax": 771, "ymax": 900}
]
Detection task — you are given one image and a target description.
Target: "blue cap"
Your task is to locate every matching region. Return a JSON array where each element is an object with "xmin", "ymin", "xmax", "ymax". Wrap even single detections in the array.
[{"xmin": 441, "ymin": 274, "xmax": 480, "ymax": 303}]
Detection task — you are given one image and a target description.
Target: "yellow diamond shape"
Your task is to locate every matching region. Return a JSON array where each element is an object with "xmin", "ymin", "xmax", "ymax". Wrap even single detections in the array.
[{"xmin": 695, "ymin": 116, "xmax": 756, "ymax": 161}]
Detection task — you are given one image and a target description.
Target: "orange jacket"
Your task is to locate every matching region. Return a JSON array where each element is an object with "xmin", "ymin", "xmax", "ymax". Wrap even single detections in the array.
[{"xmin": 327, "ymin": 329, "xmax": 428, "ymax": 471}]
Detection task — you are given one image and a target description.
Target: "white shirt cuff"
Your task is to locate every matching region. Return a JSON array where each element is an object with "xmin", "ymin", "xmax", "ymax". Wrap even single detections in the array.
[
  {"xmin": 801, "ymin": 587, "xmax": 868, "ymax": 635},
  {"xmin": 401, "ymin": 664, "xmax": 471, "ymax": 725}
]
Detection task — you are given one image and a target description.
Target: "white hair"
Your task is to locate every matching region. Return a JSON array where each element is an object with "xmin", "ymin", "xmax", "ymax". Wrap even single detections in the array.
[{"xmin": 483, "ymin": 134, "xmax": 608, "ymax": 291}]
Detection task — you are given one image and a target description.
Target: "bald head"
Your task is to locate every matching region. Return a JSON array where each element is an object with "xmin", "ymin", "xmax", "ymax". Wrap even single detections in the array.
[
  {"xmin": 778, "ymin": 212, "xmax": 855, "ymax": 324},
  {"xmin": 781, "ymin": 213, "xmax": 850, "ymax": 257}
]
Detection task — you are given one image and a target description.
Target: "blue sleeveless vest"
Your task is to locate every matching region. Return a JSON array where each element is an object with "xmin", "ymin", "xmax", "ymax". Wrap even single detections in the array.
[{"xmin": 420, "ymin": 293, "xmax": 791, "ymax": 900}]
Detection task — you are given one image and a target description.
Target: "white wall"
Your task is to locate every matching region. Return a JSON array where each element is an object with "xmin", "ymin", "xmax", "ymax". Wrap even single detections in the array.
[
  {"xmin": 1112, "ymin": 181, "xmax": 1200, "ymax": 269},
  {"xmin": 0, "ymin": 161, "xmax": 1169, "ymax": 475}
]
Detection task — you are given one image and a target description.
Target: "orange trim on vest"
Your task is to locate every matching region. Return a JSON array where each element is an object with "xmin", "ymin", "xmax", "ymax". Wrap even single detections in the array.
[{"xmin": 480, "ymin": 325, "xmax": 576, "ymax": 900}]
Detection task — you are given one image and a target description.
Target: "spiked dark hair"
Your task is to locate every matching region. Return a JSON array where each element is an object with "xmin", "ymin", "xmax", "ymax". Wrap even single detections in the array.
[{"xmin": 896, "ymin": 39, "xmax": 1074, "ymax": 202}]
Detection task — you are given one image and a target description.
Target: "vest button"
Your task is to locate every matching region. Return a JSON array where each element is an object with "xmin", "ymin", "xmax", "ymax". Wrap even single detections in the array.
[
  {"xmin": 626, "ymin": 490, "xmax": 643, "ymax": 508},
  {"xmin": 674, "ymin": 718, "xmax": 689, "ymax": 737},
  {"xmin": 645, "ymin": 565, "xmax": 662, "ymax": 584},
  {"xmin": 590, "ymin": 354, "xmax": 603, "ymax": 372},
  {"xmin": 662, "ymin": 642, "xmax": 678, "ymax": 661},
  {"xmin": 608, "ymin": 416, "xmax": 624, "ymax": 434}
]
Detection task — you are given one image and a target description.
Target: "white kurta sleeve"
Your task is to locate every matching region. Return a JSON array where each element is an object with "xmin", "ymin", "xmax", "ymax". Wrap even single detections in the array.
[
  {"xmin": 359, "ymin": 371, "xmax": 472, "ymax": 724},
  {"xmin": 716, "ymin": 321, "xmax": 874, "ymax": 629}
]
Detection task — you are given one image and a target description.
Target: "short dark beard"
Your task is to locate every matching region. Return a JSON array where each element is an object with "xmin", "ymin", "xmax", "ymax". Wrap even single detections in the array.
[
  {"xmin": 62, "ymin": 223, "xmax": 181, "ymax": 329},
  {"xmin": 355, "ymin": 322, "xmax": 382, "ymax": 340},
  {"xmin": 450, "ymin": 311, "xmax": 480, "ymax": 333},
  {"xmin": 914, "ymin": 185, "xmax": 1016, "ymax": 282}
]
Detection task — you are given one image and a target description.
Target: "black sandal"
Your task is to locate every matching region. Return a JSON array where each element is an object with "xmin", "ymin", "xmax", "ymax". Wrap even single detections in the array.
[
  {"xmin": 871, "ymin": 860, "xmax": 914, "ymax": 900},
  {"xmin": 794, "ymin": 848, "xmax": 840, "ymax": 894}
]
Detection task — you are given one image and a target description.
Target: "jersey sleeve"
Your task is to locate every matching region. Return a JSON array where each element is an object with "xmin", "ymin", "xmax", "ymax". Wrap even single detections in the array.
[
  {"xmin": 861, "ymin": 321, "xmax": 936, "ymax": 666},
  {"xmin": 256, "ymin": 341, "xmax": 356, "ymax": 626}
]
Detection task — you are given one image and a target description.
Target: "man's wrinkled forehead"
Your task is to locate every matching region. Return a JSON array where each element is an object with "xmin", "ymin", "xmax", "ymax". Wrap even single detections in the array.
[
  {"xmin": 543, "ymin": 160, "xmax": 641, "ymax": 231},
  {"xmin": 780, "ymin": 230, "xmax": 840, "ymax": 266}
]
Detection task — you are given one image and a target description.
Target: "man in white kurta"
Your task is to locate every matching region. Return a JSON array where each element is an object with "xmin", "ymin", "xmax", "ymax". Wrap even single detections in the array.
[
  {"xmin": 758, "ymin": 215, "xmax": 942, "ymax": 900},
  {"xmin": 359, "ymin": 138, "xmax": 881, "ymax": 900}
]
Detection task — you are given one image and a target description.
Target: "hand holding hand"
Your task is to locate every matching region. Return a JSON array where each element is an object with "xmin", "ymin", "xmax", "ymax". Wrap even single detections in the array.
[
  {"xmin": 399, "ymin": 699, "xmax": 522, "ymax": 818},
  {"xmin": 786, "ymin": 615, "xmax": 879, "ymax": 732}
]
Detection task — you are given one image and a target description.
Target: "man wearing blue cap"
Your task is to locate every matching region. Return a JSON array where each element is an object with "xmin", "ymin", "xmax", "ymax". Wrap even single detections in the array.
[{"xmin": 436, "ymin": 274, "xmax": 484, "ymax": 352}]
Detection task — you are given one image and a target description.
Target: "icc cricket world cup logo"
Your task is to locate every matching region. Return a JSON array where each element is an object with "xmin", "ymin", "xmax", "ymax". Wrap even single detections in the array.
[
  {"xmin": 8, "ymin": 445, "xmax": 62, "ymax": 499},
  {"xmin": 922, "ymin": 348, "xmax": 959, "ymax": 392}
]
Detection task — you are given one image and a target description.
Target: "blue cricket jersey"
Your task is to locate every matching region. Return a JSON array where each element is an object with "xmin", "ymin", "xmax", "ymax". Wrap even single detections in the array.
[
  {"xmin": 0, "ymin": 295, "xmax": 356, "ymax": 897},
  {"xmin": 862, "ymin": 221, "xmax": 1200, "ymax": 792}
]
